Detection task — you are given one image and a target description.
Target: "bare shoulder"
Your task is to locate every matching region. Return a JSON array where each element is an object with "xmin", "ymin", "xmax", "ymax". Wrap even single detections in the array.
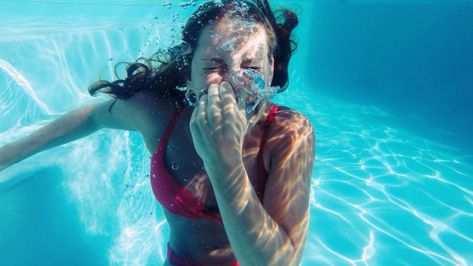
[
  {"xmin": 91, "ymin": 90, "xmax": 173, "ymax": 134},
  {"xmin": 270, "ymin": 105, "xmax": 314, "ymax": 136},
  {"xmin": 121, "ymin": 90, "xmax": 166, "ymax": 112},
  {"xmin": 265, "ymin": 104, "xmax": 315, "ymax": 157}
]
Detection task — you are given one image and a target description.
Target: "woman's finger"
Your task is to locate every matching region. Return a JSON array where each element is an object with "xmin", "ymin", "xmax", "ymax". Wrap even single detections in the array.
[
  {"xmin": 198, "ymin": 95, "xmax": 208, "ymax": 128},
  {"xmin": 190, "ymin": 103, "xmax": 202, "ymax": 140},
  {"xmin": 220, "ymin": 81, "xmax": 236, "ymax": 105},
  {"xmin": 220, "ymin": 81, "xmax": 238, "ymax": 119},
  {"xmin": 207, "ymin": 84, "xmax": 222, "ymax": 128}
]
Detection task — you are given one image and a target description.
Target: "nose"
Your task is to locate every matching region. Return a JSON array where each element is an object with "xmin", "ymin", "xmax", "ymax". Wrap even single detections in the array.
[
  {"xmin": 222, "ymin": 67, "xmax": 243, "ymax": 95},
  {"xmin": 222, "ymin": 65, "xmax": 240, "ymax": 81}
]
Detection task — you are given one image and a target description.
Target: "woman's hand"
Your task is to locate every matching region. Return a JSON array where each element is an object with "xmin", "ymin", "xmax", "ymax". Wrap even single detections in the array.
[{"xmin": 189, "ymin": 81, "xmax": 247, "ymax": 169}]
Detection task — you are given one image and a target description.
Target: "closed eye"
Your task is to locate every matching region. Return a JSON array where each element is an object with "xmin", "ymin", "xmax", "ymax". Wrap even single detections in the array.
[{"xmin": 204, "ymin": 67, "xmax": 226, "ymax": 70}]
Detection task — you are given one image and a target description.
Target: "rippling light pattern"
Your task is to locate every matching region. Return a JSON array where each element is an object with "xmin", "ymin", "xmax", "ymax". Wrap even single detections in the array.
[
  {"xmin": 274, "ymin": 86, "xmax": 473, "ymax": 265},
  {"xmin": 1, "ymin": 1, "xmax": 472, "ymax": 265},
  {"xmin": 0, "ymin": 2, "xmax": 187, "ymax": 264}
]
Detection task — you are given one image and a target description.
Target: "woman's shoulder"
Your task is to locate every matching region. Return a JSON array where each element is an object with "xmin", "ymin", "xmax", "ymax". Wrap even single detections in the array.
[
  {"xmin": 125, "ymin": 90, "xmax": 180, "ymax": 117},
  {"xmin": 263, "ymin": 103, "xmax": 315, "ymax": 170},
  {"xmin": 102, "ymin": 90, "xmax": 178, "ymax": 134},
  {"xmin": 272, "ymin": 104, "xmax": 311, "ymax": 126},
  {"xmin": 269, "ymin": 104, "xmax": 315, "ymax": 141}
]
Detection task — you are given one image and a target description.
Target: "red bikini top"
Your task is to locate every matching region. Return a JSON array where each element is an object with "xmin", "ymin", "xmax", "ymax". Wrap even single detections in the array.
[{"xmin": 150, "ymin": 104, "xmax": 280, "ymax": 222}]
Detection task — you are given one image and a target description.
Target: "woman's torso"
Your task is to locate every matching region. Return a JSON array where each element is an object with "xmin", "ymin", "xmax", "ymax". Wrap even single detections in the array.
[{"xmin": 137, "ymin": 92, "xmax": 276, "ymax": 264}]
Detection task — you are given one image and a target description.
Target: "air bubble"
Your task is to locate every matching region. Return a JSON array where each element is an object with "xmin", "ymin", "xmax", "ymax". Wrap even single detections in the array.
[{"xmin": 171, "ymin": 162, "xmax": 179, "ymax": 170}]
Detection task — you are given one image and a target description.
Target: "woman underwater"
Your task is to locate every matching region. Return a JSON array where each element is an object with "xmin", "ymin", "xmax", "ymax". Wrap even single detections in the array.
[{"xmin": 0, "ymin": 0, "xmax": 315, "ymax": 265}]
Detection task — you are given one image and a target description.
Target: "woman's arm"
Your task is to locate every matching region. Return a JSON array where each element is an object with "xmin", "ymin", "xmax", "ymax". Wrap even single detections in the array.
[
  {"xmin": 0, "ymin": 92, "xmax": 150, "ymax": 171},
  {"xmin": 207, "ymin": 109, "xmax": 315, "ymax": 266},
  {"xmin": 0, "ymin": 104, "xmax": 99, "ymax": 171}
]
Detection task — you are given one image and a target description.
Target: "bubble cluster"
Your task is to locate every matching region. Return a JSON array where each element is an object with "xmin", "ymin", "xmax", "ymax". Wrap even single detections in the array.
[
  {"xmin": 178, "ymin": 0, "xmax": 198, "ymax": 8},
  {"xmin": 231, "ymin": 69, "xmax": 279, "ymax": 114}
]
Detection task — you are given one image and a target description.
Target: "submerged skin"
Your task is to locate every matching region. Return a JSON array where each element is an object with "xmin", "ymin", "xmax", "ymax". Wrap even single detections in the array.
[
  {"xmin": 153, "ymin": 15, "xmax": 315, "ymax": 265},
  {"xmin": 0, "ymin": 11, "xmax": 313, "ymax": 266},
  {"xmin": 0, "ymin": 8, "xmax": 314, "ymax": 265},
  {"xmin": 162, "ymin": 16, "xmax": 280, "ymax": 264}
]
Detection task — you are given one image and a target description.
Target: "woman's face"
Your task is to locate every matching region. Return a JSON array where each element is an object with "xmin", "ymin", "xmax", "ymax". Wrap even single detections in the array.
[{"xmin": 188, "ymin": 15, "xmax": 274, "ymax": 100}]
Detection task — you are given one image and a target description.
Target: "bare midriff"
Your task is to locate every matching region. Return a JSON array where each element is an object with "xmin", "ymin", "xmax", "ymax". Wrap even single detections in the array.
[{"xmin": 165, "ymin": 210, "xmax": 239, "ymax": 264}]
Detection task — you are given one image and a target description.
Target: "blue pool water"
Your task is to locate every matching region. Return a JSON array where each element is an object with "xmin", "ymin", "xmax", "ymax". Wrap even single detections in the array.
[{"xmin": 1, "ymin": 1, "xmax": 472, "ymax": 265}]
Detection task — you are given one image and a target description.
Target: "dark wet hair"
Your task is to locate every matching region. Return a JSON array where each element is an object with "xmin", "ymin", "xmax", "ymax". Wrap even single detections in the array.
[{"xmin": 88, "ymin": 0, "xmax": 299, "ymax": 110}]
